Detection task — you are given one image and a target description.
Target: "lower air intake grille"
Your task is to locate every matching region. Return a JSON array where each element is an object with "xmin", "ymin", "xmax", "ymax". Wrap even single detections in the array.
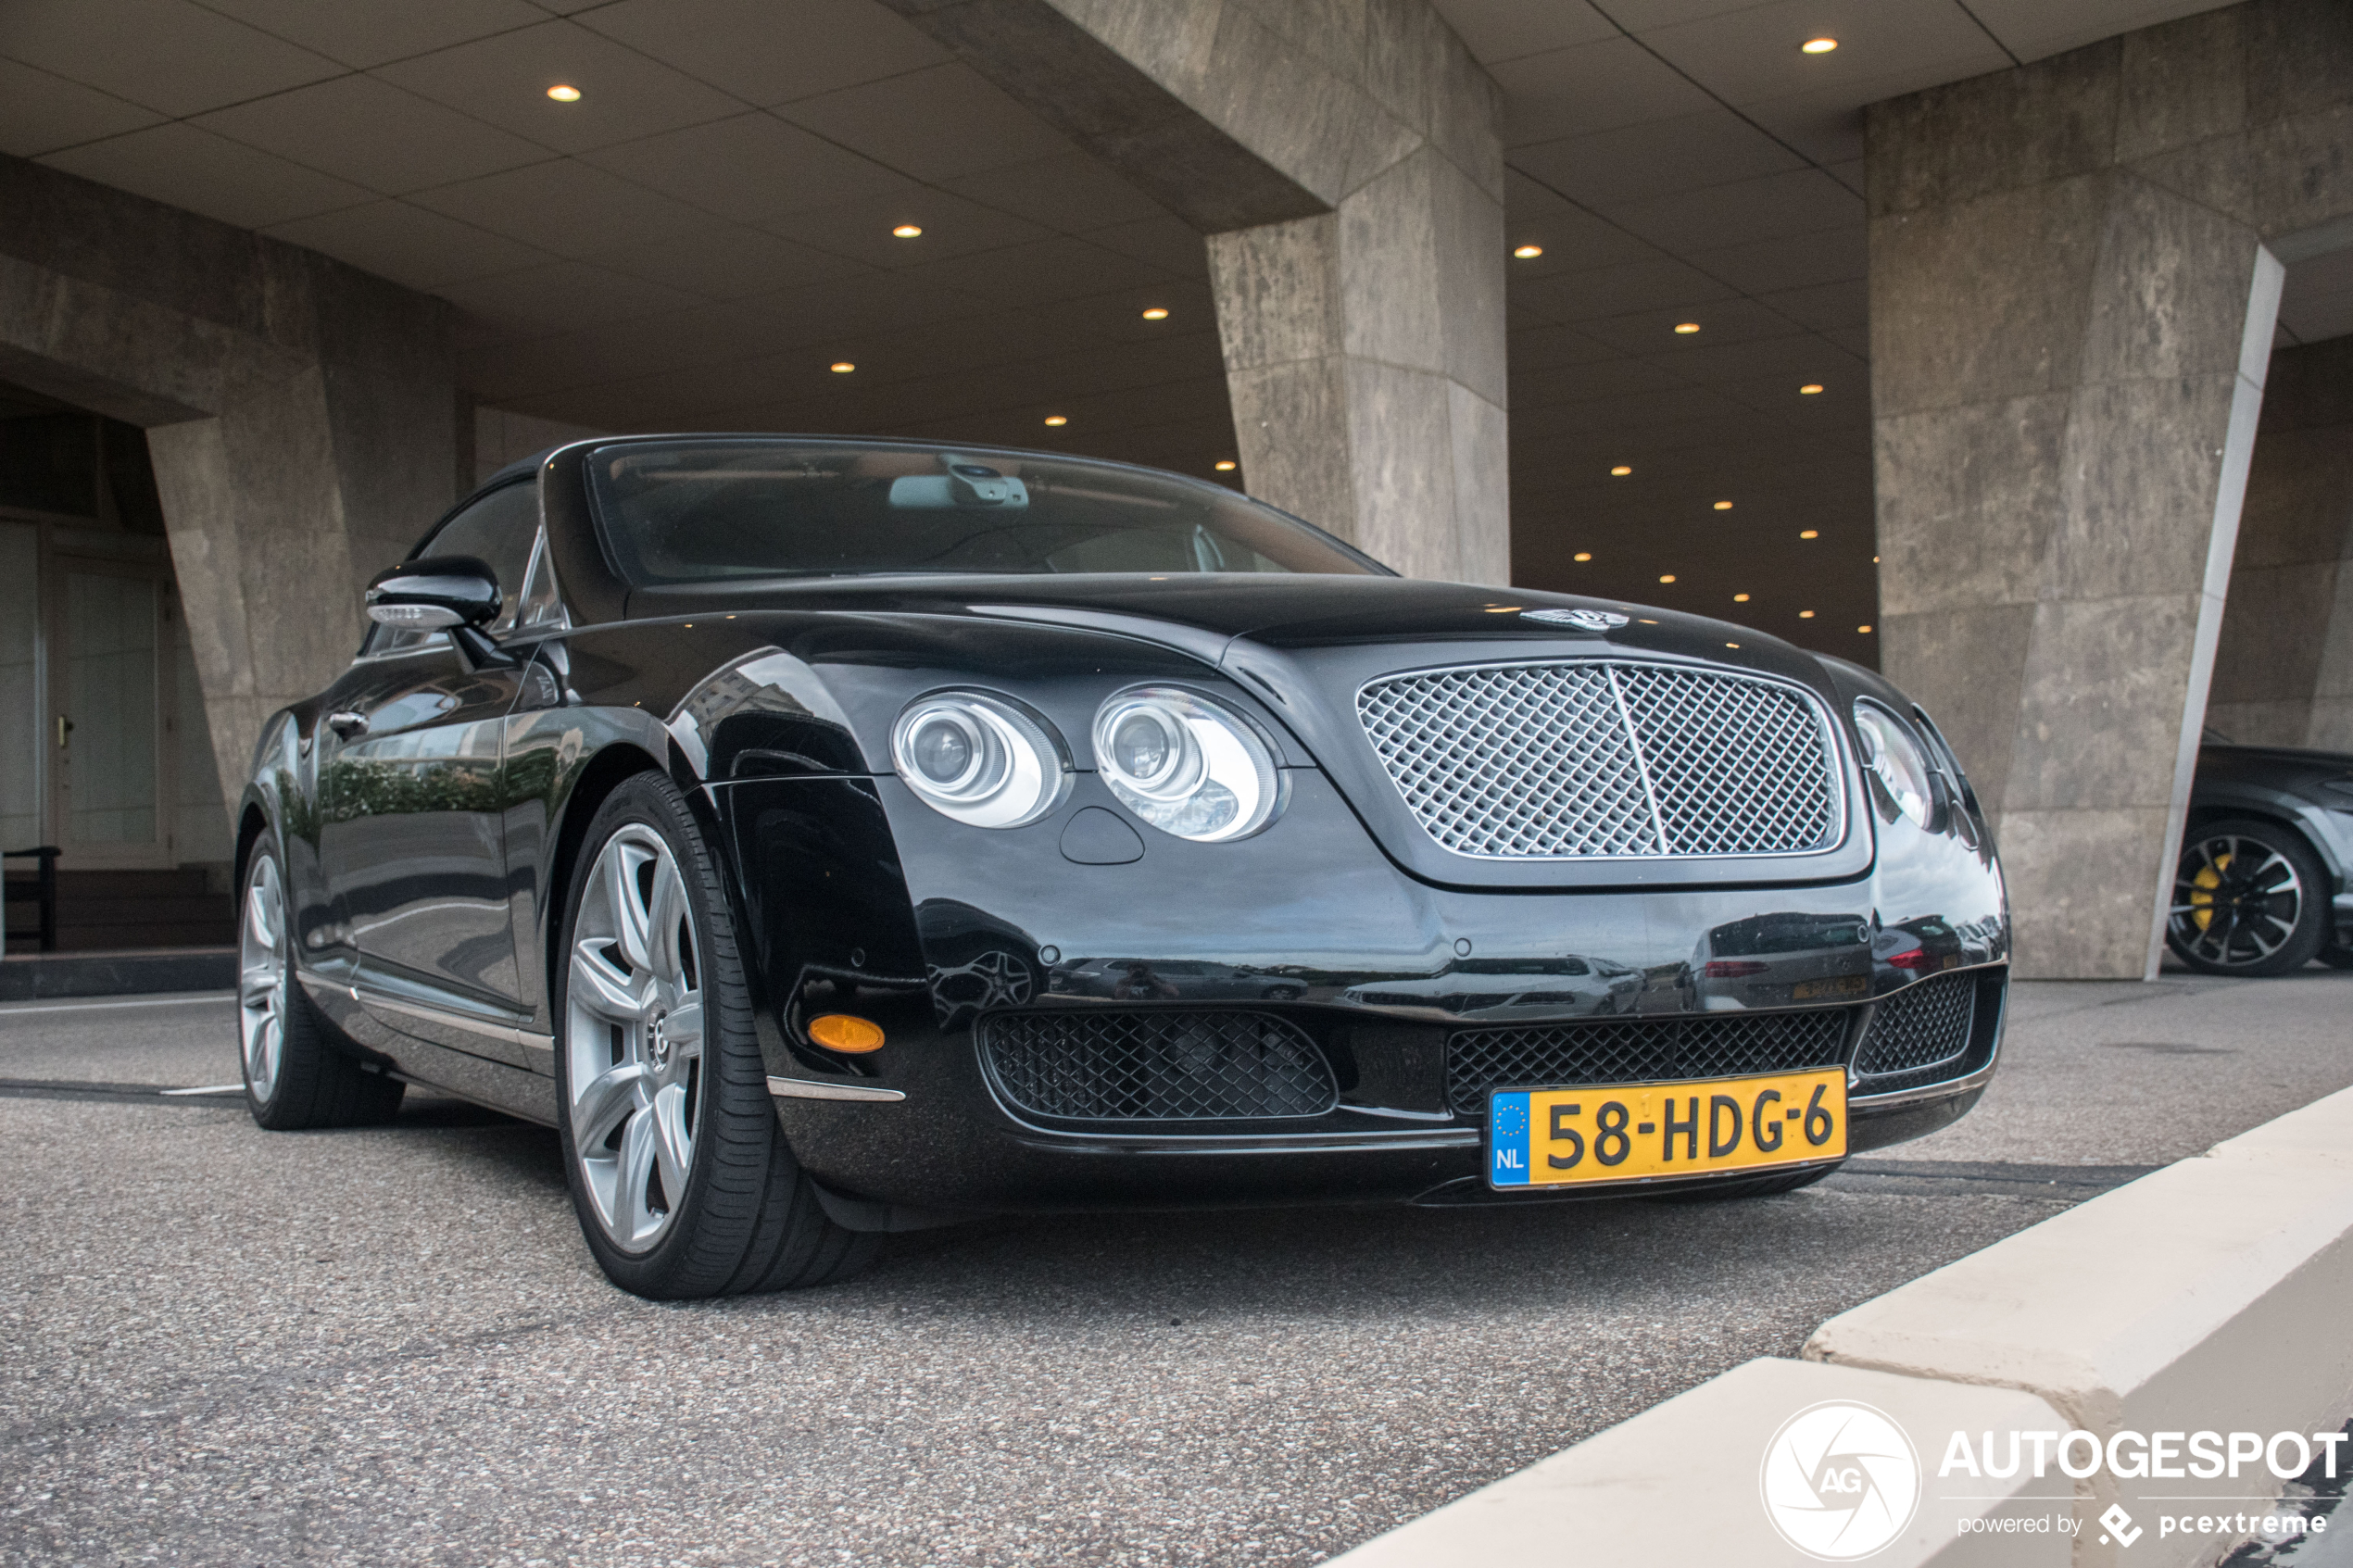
[
  {"xmin": 981, "ymin": 1010, "xmax": 1338, "ymax": 1122},
  {"xmin": 1446, "ymin": 1009, "xmax": 1853, "ymax": 1116},
  {"xmin": 1854, "ymin": 972, "xmax": 1978, "ymax": 1081}
]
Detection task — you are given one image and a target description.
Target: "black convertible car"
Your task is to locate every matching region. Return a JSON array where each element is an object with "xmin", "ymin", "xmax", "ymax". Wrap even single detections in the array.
[{"xmin": 234, "ymin": 437, "xmax": 2009, "ymax": 1298}]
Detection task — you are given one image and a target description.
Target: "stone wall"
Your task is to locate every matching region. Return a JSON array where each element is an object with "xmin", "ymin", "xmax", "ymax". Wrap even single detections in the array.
[
  {"xmin": 0, "ymin": 155, "xmax": 459, "ymax": 818},
  {"xmin": 2206, "ymin": 334, "xmax": 2353, "ymax": 749},
  {"xmin": 1865, "ymin": 0, "xmax": 2353, "ymax": 977}
]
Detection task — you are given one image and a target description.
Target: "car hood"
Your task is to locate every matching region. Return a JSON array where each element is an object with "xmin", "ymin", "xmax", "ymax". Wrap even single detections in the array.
[{"xmin": 629, "ymin": 571, "xmax": 1836, "ymax": 687}]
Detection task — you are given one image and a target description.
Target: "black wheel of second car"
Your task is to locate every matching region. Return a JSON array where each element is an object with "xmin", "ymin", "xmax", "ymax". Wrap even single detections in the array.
[
  {"xmin": 553, "ymin": 771, "xmax": 880, "ymax": 1298},
  {"xmin": 2167, "ymin": 818, "xmax": 2329, "ymax": 976}
]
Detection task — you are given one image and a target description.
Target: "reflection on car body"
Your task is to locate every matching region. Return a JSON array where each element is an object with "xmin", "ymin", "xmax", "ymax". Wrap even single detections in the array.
[
  {"xmin": 1343, "ymin": 956, "xmax": 1641, "ymax": 1020},
  {"xmin": 1691, "ymin": 913, "xmax": 1870, "ymax": 1011}
]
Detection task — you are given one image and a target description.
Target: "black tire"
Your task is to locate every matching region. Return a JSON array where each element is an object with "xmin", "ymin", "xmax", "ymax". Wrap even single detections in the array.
[
  {"xmin": 238, "ymin": 843, "xmax": 405, "ymax": 1131},
  {"xmin": 1647, "ymin": 1164, "xmax": 1838, "ymax": 1203},
  {"xmin": 552, "ymin": 771, "xmax": 879, "ymax": 1298},
  {"xmin": 2166, "ymin": 818, "xmax": 2330, "ymax": 977}
]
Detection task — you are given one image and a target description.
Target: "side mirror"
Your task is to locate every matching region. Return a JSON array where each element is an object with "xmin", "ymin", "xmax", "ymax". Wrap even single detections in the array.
[
  {"xmin": 365, "ymin": 555, "xmax": 513, "ymax": 669},
  {"xmin": 366, "ymin": 555, "xmax": 502, "ymax": 630}
]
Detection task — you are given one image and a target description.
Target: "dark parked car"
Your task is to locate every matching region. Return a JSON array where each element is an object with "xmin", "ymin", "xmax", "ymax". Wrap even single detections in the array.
[
  {"xmin": 2172, "ymin": 734, "xmax": 2353, "ymax": 975},
  {"xmin": 233, "ymin": 436, "xmax": 2010, "ymax": 1298}
]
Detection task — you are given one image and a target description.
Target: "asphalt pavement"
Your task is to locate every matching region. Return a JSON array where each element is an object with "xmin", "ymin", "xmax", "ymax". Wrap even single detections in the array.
[{"xmin": 2, "ymin": 968, "xmax": 2347, "ymax": 1566}]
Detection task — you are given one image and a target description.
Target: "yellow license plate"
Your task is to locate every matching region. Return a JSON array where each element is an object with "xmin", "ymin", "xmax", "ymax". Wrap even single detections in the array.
[
  {"xmin": 1486, "ymin": 1069, "xmax": 1846, "ymax": 1189},
  {"xmin": 1793, "ymin": 975, "xmax": 1869, "ymax": 1000}
]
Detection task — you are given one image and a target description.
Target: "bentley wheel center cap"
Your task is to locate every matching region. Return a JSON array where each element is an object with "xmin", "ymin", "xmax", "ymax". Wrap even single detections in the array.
[{"xmin": 649, "ymin": 1011, "xmax": 673, "ymax": 1067}]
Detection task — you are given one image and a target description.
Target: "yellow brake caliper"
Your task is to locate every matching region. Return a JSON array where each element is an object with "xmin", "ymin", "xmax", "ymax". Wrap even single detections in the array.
[{"xmin": 2189, "ymin": 853, "xmax": 2229, "ymax": 931}]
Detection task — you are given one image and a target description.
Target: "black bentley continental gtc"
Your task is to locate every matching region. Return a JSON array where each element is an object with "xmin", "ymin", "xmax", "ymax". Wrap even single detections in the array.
[{"xmin": 234, "ymin": 437, "xmax": 2009, "ymax": 1297}]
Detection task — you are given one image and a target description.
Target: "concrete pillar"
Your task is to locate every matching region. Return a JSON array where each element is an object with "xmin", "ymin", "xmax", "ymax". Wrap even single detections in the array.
[
  {"xmin": 0, "ymin": 156, "xmax": 458, "ymax": 815},
  {"xmin": 1865, "ymin": 0, "xmax": 2353, "ymax": 979},
  {"xmin": 877, "ymin": 0, "xmax": 1508, "ymax": 583},
  {"xmin": 2206, "ymin": 334, "xmax": 2353, "ymax": 748}
]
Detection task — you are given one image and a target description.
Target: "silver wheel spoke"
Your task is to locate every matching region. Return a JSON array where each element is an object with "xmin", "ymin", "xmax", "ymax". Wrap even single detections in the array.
[
  {"xmin": 651, "ymin": 1083, "xmax": 694, "ymax": 1204},
  {"xmin": 571, "ymin": 947, "xmax": 647, "ymax": 1022},
  {"xmin": 617, "ymin": 1107, "xmax": 662, "ymax": 1243},
  {"xmin": 572, "ymin": 1060, "xmax": 648, "ymax": 1148},
  {"xmin": 647, "ymin": 860, "xmax": 689, "ymax": 977},
  {"xmin": 662, "ymin": 998, "xmax": 704, "ymax": 1058},
  {"xmin": 609, "ymin": 845, "xmax": 655, "ymax": 971}
]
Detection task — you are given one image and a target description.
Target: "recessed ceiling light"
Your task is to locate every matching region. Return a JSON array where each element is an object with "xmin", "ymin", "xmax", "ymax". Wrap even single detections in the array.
[
  {"xmin": 1857, "ymin": 624, "xmax": 1874, "ymax": 633},
  {"xmin": 829, "ymin": 361, "xmax": 854, "ymax": 373},
  {"xmin": 546, "ymin": 83, "xmax": 582, "ymax": 102},
  {"xmin": 1513, "ymin": 244, "xmax": 1543, "ymax": 258},
  {"xmin": 1140, "ymin": 307, "xmax": 1169, "ymax": 320},
  {"xmin": 1043, "ymin": 415, "xmax": 1067, "ymax": 426},
  {"xmin": 1573, "ymin": 551, "xmax": 1592, "ymax": 562},
  {"xmin": 1799, "ymin": 383, "xmax": 1824, "ymax": 395},
  {"xmin": 1799, "ymin": 609, "xmax": 1816, "ymax": 619},
  {"xmin": 1713, "ymin": 500, "xmax": 1733, "ymax": 511},
  {"xmin": 1725, "ymin": 642, "xmax": 1740, "ymax": 649},
  {"xmin": 1609, "ymin": 465, "xmax": 1632, "ymax": 477},
  {"xmin": 1214, "ymin": 459, "xmax": 1237, "ymax": 471},
  {"xmin": 1873, "ymin": 555, "xmax": 1881, "ymax": 563},
  {"xmin": 1673, "ymin": 322, "xmax": 1701, "ymax": 334},
  {"xmin": 1658, "ymin": 573, "xmax": 1677, "ymax": 583},
  {"xmin": 1799, "ymin": 529, "xmax": 1819, "ymax": 539},
  {"xmin": 1733, "ymin": 593, "xmax": 1750, "ymax": 603},
  {"xmin": 891, "ymin": 223, "xmax": 923, "ymax": 238},
  {"xmin": 1801, "ymin": 36, "xmax": 1839, "ymax": 54}
]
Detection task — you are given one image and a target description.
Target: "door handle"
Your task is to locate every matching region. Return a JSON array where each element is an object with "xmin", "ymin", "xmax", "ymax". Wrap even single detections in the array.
[
  {"xmin": 57, "ymin": 715, "xmax": 72, "ymax": 749},
  {"xmin": 326, "ymin": 710, "xmax": 370, "ymax": 739}
]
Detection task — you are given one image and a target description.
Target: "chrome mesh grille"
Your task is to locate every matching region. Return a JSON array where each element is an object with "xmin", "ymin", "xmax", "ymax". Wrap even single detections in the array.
[
  {"xmin": 981, "ymin": 1010, "xmax": 1337, "ymax": 1121},
  {"xmin": 1854, "ymin": 972, "xmax": 1977, "ymax": 1080},
  {"xmin": 1446, "ymin": 1009, "xmax": 1853, "ymax": 1116},
  {"xmin": 1357, "ymin": 661, "xmax": 1838, "ymax": 859}
]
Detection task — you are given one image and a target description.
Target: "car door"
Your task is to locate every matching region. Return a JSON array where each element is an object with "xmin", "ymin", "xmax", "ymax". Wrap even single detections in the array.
[{"xmin": 316, "ymin": 480, "xmax": 540, "ymax": 1065}]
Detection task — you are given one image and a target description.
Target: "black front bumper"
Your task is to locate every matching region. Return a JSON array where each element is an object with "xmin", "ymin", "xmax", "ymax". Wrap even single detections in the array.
[{"xmin": 767, "ymin": 965, "xmax": 2008, "ymax": 1215}]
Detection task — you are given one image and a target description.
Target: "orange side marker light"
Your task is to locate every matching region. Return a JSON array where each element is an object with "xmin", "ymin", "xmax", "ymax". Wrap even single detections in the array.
[{"xmin": 810, "ymin": 1014, "xmax": 886, "ymax": 1053}]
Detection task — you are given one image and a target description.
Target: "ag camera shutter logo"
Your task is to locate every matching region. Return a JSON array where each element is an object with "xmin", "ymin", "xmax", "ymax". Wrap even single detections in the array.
[{"xmin": 1760, "ymin": 1401, "xmax": 1922, "ymax": 1560}]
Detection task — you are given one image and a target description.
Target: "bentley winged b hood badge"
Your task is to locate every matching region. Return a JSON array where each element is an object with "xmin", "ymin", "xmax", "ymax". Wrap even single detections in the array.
[{"xmin": 1521, "ymin": 608, "xmax": 1630, "ymax": 632}]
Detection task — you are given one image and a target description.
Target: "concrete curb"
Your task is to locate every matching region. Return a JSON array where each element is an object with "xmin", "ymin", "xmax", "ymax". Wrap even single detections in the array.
[
  {"xmin": 1330, "ymin": 1360, "xmax": 2070, "ymax": 1567},
  {"xmin": 0, "ymin": 948, "xmax": 235, "ymax": 999},
  {"xmin": 1807, "ymin": 1085, "xmax": 2353, "ymax": 1568},
  {"xmin": 1329, "ymin": 1086, "xmax": 2353, "ymax": 1567}
]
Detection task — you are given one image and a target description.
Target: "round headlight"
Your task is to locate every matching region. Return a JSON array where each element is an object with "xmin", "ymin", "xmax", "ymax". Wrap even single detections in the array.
[
  {"xmin": 892, "ymin": 693, "xmax": 1065, "ymax": 828},
  {"xmin": 1852, "ymin": 701, "xmax": 1934, "ymax": 825},
  {"xmin": 1092, "ymin": 686, "xmax": 1281, "ymax": 842}
]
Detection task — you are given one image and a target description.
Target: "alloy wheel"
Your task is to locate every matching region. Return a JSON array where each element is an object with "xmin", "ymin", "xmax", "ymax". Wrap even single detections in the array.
[
  {"xmin": 238, "ymin": 854, "xmax": 290, "ymax": 1100},
  {"xmin": 2171, "ymin": 833, "xmax": 2306, "ymax": 970},
  {"xmin": 566, "ymin": 825, "xmax": 706, "ymax": 1253}
]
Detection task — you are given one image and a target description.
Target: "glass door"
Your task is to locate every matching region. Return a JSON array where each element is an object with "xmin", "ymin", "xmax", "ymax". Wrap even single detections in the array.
[{"xmin": 47, "ymin": 554, "xmax": 173, "ymax": 868}]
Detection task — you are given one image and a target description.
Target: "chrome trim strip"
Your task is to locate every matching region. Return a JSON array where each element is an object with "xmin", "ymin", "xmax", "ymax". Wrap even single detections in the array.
[
  {"xmin": 1353, "ymin": 655, "xmax": 1852, "ymax": 863},
  {"xmin": 359, "ymin": 989, "xmax": 530, "ymax": 1044},
  {"xmin": 767, "ymin": 1074, "xmax": 907, "ymax": 1102},
  {"xmin": 1007, "ymin": 1126, "xmax": 1481, "ymax": 1155}
]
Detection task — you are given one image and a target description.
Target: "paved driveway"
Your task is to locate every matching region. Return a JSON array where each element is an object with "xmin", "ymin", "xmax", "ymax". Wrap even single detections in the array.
[{"xmin": 2, "ymin": 971, "xmax": 2346, "ymax": 1566}]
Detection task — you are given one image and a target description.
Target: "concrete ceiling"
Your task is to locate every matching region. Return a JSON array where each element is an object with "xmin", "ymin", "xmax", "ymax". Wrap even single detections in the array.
[{"xmin": 2, "ymin": 0, "xmax": 2324, "ymax": 659}]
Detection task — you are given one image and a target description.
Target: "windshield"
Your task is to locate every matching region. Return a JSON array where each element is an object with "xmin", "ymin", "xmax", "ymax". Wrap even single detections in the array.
[{"xmin": 585, "ymin": 439, "xmax": 1383, "ymax": 584}]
